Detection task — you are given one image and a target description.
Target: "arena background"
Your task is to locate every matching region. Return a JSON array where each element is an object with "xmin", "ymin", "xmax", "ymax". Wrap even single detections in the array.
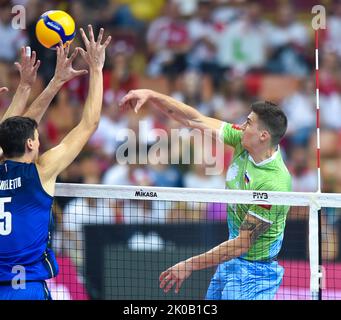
[{"xmin": 1, "ymin": 0, "xmax": 341, "ymax": 300}]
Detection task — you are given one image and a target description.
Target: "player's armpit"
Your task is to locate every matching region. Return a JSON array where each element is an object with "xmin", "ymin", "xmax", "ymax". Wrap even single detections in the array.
[{"xmin": 239, "ymin": 213, "xmax": 272, "ymax": 247}]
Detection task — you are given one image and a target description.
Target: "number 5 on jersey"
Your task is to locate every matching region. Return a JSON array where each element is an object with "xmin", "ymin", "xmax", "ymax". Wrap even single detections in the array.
[{"xmin": 0, "ymin": 197, "xmax": 12, "ymax": 236}]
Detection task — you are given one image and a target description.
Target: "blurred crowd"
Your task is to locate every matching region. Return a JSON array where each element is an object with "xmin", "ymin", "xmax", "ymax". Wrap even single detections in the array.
[{"xmin": 1, "ymin": 0, "xmax": 341, "ymax": 262}]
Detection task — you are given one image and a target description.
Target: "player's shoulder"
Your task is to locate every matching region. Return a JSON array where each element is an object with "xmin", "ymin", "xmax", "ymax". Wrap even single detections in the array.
[{"xmin": 6, "ymin": 160, "xmax": 38, "ymax": 177}]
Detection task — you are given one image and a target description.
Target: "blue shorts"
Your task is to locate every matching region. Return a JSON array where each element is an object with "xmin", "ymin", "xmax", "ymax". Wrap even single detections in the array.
[
  {"xmin": 0, "ymin": 281, "xmax": 52, "ymax": 300},
  {"xmin": 205, "ymin": 258, "xmax": 284, "ymax": 300}
]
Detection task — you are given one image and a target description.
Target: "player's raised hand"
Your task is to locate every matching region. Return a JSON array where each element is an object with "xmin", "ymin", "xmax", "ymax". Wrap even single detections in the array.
[
  {"xmin": 53, "ymin": 42, "xmax": 88, "ymax": 84},
  {"xmin": 159, "ymin": 261, "xmax": 192, "ymax": 294},
  {"xmin": 119, "ymin": 89, "xmax": 151, "ymax": 114},
  {"xmin": 14, "ymin": 46, "xmax": 40, "ymax": 88},
  {"xmin": 78, "ymin": 25, "xmax": 111, "ymax": 70}
]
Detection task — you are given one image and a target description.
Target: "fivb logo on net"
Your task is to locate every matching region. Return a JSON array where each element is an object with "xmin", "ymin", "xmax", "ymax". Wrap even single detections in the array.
[{"xmin": 115, "ymin": 120, "xmax": 225, "ymax": 176}]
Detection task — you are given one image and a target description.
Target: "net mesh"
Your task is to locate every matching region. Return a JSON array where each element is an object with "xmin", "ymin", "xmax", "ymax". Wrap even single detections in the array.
[{"xmin": 47, "ymin": 185, "xmax": 332, "ymax": 300}]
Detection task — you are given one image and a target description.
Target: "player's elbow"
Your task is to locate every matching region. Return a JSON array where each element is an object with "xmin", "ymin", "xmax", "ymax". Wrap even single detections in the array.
[
  {"xmin": 80, "ymin": 118, "xmax": 99, "ymax": 134},
  {"xmin": 92, "ymin": 119, "xmax": 100, "ymax": 130}
]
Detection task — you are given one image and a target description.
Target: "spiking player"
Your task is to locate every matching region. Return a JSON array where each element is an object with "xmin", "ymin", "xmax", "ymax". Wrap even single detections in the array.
[
  {"xmin": 120, "ymin": 90, "xmax": 292, "ymax": 300},
  {"xmin": 0, "ymin": 25, "xmax": 111, "ymax": 300}
]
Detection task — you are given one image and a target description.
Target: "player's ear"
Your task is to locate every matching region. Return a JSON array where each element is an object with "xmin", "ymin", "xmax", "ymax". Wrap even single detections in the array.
[
  {"xmin": 260, "ymin": 129, "xmax": 271, "ymax": 142},
  {"xmin": 26, "ymin": 138, "xmax": 34, "ymax": 151}
]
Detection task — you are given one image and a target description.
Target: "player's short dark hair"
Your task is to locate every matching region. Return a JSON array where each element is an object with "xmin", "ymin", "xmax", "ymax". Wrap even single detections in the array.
[
  {"xmin": 0, "ymin": 116, "xmax": 38, "ymax": 158},
  {"xmin": 251, "ymin": 101, "xmax": 287, "ymax": 146}
]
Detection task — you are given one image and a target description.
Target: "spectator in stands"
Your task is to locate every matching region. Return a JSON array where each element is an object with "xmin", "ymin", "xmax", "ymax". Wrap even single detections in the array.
[
  {"xmin": 103, "ymin": 43, "xmax": 139, "ymax": 107},
  {"xmin": 281, "ymin": 78, "xmax": 315, "ymax": 146},
  {"xmin": 171, "ymin": 69, "xmax": 214, "ymax": 116},
  {"xmin": 148, "ymin": 142, "xmax": 183, "ymax": 188},
  {"xmin": 211, "ymin": 0, "xmax": 244, "ymax": 27},
  {"xmin": 319, "ymin": 50, "xmax": 341, "ymax": 96},
  {"xmin": 266, "ymin": 3, "xmax": 310, "ymax": 76},
  {"xmin": 215, "ymin": 1, "xmax": 271, "ymax": 78},
  {"xmin": 146, "ymin": 0, "xmax": 191, "ymax": 85},
  {"xmin": 186, "ymin": 0, "xmax": 219, "ymax": 77},
  {"xmin": 211, "ymin": 76, "xmax": 251, "ymax": 125},
  {"xmin": 88, "ymin": 104, "xmax": 128, "ymax": 160},
  {"xmin": 0, "ymin": 1, "xmax": 27, "ymax": 62},
  {"xmin": 183, "ymin": 162, "xmax": 225, "ymax": 189},
  {"xmin": 318, "ymin": 51, "xmax": 341, "ymax": 130},
  {"xmin": 0, "ymin": 1, "xmax": 28, "ymax": 86},
  {"xmin": 324, "ymin": 0, "xmax": 341, "ymax": 59},
  {"xmin": 287, "ymin": 145, "xmax": 317, "ymax": 192}
]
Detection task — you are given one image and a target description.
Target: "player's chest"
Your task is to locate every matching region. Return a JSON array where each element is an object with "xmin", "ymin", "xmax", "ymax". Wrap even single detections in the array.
[{"xmin": 225, "ymin": 152, "xmax": 255, "ymax": 190}]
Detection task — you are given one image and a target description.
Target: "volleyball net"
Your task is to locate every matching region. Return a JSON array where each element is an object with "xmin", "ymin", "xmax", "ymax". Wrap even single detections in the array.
[{"xmin": 49, "ymin": 183, "xmax": 341, "ymax": 300}]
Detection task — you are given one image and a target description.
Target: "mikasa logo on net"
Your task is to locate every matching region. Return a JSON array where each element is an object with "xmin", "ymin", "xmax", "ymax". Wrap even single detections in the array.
[{"xmin": 135, "ymin": 190, "xmax": 158, "ymax": 198}]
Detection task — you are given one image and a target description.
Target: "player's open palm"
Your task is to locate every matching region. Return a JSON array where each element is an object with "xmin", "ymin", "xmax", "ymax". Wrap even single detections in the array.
[
  {"xmin": 159, "ymin": 261, "xmax": 192, "ymax": 294},
  {"xmin": 54, "ymin": 43, "xmax": 88, "ymax": 83},
  {"xmin": 78, "ymin": 25, "xmax": 111, "ymax": 70},
  {"xmin": 14, "ymin": 47, "xmax": 40, "ymax": 87}
]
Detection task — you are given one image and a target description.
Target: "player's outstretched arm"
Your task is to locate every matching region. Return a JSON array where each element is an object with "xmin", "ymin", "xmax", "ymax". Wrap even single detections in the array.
[
  {"xmin": 119, "ymin": 89, "xmax": 223, "ymax": 133},
  {"xmin": 24, "ymin": 43, "xmax": 88, "ymax": 124},
  {"xmin": 1, "ymin": 47, "xmax": 40, "ymax": 122},
  {"xmin": 37, "ymin": 25, "xmax": 111, "ymax": 195},
  {"xmin": 159, "ymin": 213, "xmax": 271, "ymax": 294}
]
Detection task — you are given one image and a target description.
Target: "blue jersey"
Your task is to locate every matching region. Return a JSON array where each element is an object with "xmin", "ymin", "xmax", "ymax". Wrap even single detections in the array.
[{"xmin": 0, "ymin": 160, "xmax": 59, "ymax": 281}]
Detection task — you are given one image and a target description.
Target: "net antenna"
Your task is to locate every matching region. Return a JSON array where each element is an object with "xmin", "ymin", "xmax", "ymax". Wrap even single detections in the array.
[{"xmin": 309, "ymin": 26, "xmax": 323, "ymax": 301}]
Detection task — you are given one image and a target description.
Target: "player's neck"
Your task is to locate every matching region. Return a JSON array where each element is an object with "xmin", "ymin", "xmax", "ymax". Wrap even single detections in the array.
[
  {"xmin": 5, "ymin": 154, "xmax": 34, "ymax": 164},
  {"xmin": 248, "ymin": 146, "xmax": 277, "ymax": 164}
]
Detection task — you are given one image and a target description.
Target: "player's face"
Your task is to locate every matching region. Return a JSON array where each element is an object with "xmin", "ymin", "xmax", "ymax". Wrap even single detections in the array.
[{"xmin": 240, "ymin": 112, "xmax": 263, "ymax": 151}]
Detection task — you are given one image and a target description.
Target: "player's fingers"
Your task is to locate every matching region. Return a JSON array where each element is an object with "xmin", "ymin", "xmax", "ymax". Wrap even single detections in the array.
[
  {"xmin": 118, "ymin": 93, "xmax": 133, "ymax": 108},
  {"xmin": 56, "ymin": 44, "xmax": 62, "ymax": 60},
  {"xmin": 88, "ymin": 24, "xmax": 95, "ymax": 43},
  {"xmin": 25, "ymin": 46, "xmax": 31, "ymax": 59},
  {"xmin": 159, "ymin": 274, "xmax": 171, "ymax": 290},
  {"xmin": 78, "ymin": 47, "xmax": 87, "ymax": 60},
  {"xmin": 30, "ymin": 51, "xmax": 36, "ymax": 64},
  {"xmin": 58, "ymin": 41, "xmax": 64, "ymax": 56},
  {"xmin": 163, "ymin": 279, "xmax": 177, "ymax": 293},
  {"xmin": 64, "ymin": 43, "xmax": 70, "ymax": 58},
  {"xmin": 33, "ymin": 60, "xmax": 41, "ymax": 71},
  {"xmin": 68, "ymin": 48, "xmax": 79, "ymax": 62},
  {"xmin": 79, "ymin": 27, "xmax": 90, "ymax": 48},
  {"xmin": 175, "ymin": 278, "xmax": 185, "ymax": 294},
  {"xmin": 102, "ymin": 35, "xmax": 112, "ymax": 49},
  {"xmin": 134, "ymin": 99, "xmax": 146, "ymax": 113},
  {"xmin": 14, "ymin": 62, "xmax": 22, "ymax": 71},
  {"xmin": 20, "ymin": 46, "xmax": 25, "ymax": 58},
  {"xmin": 97, "ymin": 28, "xmax": 104, "ymax": 45},
  {"xmin": 73, "ymin": 69, "xmax": 88, "ymax": 77},
  {"xmin": 159, "ymin": 270, "xmax": 168, "ymax": 282}
]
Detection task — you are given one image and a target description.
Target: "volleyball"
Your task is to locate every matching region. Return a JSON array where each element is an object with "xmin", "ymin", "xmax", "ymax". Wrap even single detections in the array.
[{"xmin": 35, "ymin": 10, "xmax": 76, "ymax": 49}]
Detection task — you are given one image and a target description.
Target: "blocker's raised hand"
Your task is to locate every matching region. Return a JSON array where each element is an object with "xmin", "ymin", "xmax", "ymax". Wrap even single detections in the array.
[
  {"xmin": 78, "ymin": 25, "xmax": 111, "ymax": 70},
  {"xmin": 54, "ymin": 42, "xmax": 88, "ymax": 84},
  {"xmin": 14, "ymin": 46, "xmax": 40, "ymax": 87}
]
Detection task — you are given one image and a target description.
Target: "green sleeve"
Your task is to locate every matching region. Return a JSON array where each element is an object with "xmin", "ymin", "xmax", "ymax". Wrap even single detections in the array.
[{"xmin": 219, "ymin": 122, "xmax": 243, "ymax": 149}]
